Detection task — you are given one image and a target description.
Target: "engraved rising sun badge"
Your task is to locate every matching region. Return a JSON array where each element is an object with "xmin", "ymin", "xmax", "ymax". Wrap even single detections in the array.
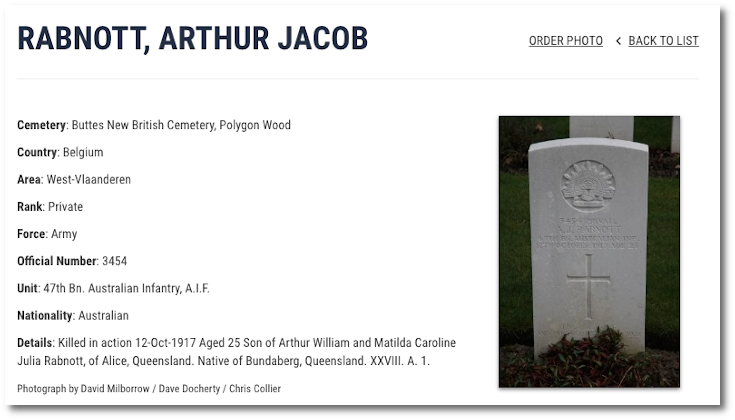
[{"xmin": 562, "ymin": 161, "xmax": 615, "ymax": 211}]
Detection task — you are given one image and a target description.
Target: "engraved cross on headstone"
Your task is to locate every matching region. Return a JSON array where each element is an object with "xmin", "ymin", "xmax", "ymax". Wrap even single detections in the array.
[{"xmin": 566, "ymin": 253, "xmax": 611, "ymax": 320}]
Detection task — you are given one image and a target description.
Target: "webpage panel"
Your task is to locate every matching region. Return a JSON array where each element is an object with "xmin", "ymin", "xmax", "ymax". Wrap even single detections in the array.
[{"xmin": 2, "ymin": 3, "xmax": 720, "ymax": 408}]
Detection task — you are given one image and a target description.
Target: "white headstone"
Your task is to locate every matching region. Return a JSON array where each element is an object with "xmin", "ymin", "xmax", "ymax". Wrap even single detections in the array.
[
  {"xmin": 570, "ymin": 116, "xmax": 634, "ymax": 141},
  {"xmin": 671, "ymin": 116, "xmax": 681, "ymax": 153},
  {"xmin": 528, "ymin": 138, "xmax": 648, "ymax": 357}
]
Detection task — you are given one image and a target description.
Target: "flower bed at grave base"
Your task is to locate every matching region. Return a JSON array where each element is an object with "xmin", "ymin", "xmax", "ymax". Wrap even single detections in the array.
[
  {"xmin": 499, "ymin": 328, "xmax": 680, "ymax": 388},
  {"xmin": 499, "ymin": 328, "xmax": 680, "ymax": 352}
]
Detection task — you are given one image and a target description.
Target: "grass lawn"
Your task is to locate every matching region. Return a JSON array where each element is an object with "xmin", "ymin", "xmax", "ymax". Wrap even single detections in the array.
[
  {"xmin": 634, "ymin": 117, "xmax": 674, "ymax": 149},
  {"xmin": 499, "ymin": 173, "xmax": 680, "ymax": 350}
]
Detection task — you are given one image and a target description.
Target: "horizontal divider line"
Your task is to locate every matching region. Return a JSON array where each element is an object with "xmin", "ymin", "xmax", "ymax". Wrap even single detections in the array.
[{"xmin": 17, "ymin": 77, "xmax": 700, "ymax": 81}]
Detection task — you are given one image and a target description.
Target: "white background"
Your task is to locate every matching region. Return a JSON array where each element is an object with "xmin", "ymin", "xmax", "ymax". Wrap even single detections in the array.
[{"xmin": 0, "ymin": 0, "xmax": 728, "ymax": 418}]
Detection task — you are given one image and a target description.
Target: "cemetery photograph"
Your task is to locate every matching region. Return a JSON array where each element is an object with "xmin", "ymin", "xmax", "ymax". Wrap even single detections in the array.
[{"xmin": 498, "ymin": 116, "xmax": 680, "ymax": 387}]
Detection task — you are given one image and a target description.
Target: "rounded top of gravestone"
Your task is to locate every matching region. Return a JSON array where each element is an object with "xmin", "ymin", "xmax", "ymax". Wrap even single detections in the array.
[{"xmin": 529, "ymin": 138, "xmax": 649, "ymax": 153}]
